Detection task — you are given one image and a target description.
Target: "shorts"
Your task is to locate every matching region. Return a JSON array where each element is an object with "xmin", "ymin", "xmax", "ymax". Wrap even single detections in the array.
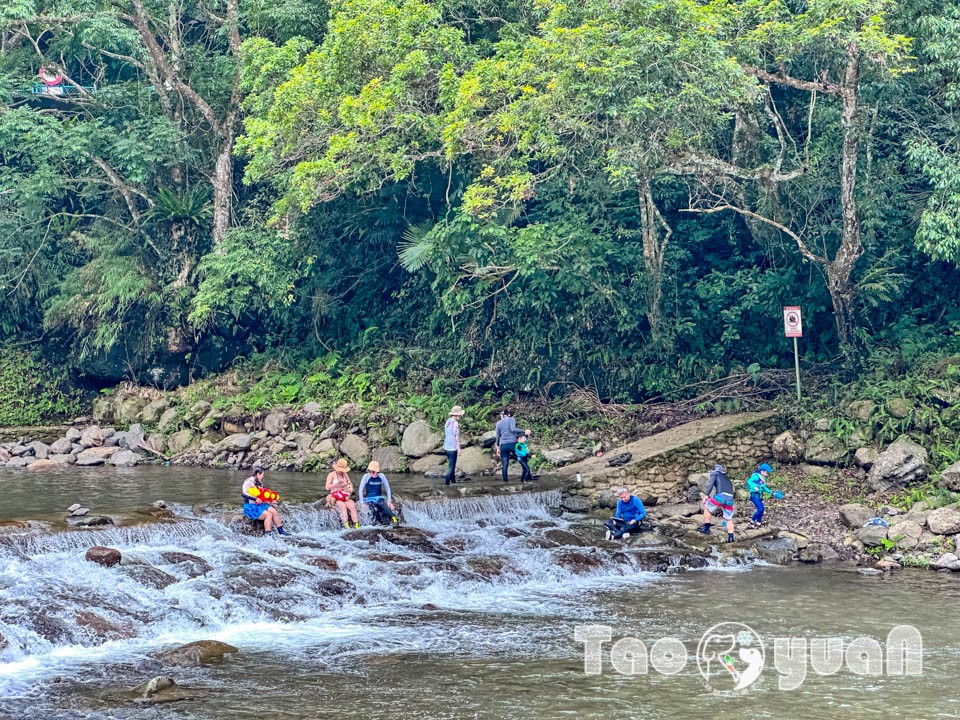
[
  {"xmin": 244, "ymin": 502, "xmax": 269, "ymax": 520},
  {"xmin": 705, "ymin": 493, "xmax": 735, "ymax": 520},
  {"xmin": 331, "ymin": 491, "xmax": 349, "ymax": 502}
]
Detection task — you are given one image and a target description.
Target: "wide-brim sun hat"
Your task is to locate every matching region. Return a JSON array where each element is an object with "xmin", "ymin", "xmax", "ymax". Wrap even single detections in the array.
[
  {"xmin": 332, "ymin": 458, "xmax": 350, "ymax": 472},
  {"xmin": 367, "ymin": 460, "xmax": 381, "ymax": 472},
  {"xmin": 449, "ymin": 405, "xmax": 465, "ymax": 417}
]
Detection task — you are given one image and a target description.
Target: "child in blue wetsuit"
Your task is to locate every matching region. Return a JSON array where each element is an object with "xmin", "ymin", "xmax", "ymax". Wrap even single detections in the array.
[
  {"xmin": 604, "ymin": 487, "xmax": 646, "ymax": 541},
  {"xmin": 358, "ymin": 460, "xmax": 399, "ymax": 526},
  {"xmin": 747, "ymin": 463, "xmax": 774, "ymax": 527},
  {"xmin": 515, "ymin": 433, "xmax": 533, "ymax": 483}
]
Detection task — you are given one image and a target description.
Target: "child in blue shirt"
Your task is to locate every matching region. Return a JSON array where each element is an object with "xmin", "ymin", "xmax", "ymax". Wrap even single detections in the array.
[{"xmin": 515, "ymin": 433, "xmax": 533, "ymax": 483}]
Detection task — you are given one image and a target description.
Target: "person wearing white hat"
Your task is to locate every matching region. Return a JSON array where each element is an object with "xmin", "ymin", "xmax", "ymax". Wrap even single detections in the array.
[
  {"xmin": 443, "ymin": 405, "xmax": 465, "ymax": 485},
  {"xmin": 359, "ymin": 460, "xmax": 398, "ymax": 526}
]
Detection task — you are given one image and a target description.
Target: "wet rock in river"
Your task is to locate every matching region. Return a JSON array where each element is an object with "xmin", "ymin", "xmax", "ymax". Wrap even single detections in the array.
[
  {"xmin": 543, "ymin": 529, "xmax": 588, "ymax": 546},
  {"xmin": 156, "ymin": 640, "xmax": 238, "ymax": 667},
  {"xmin": 343, "ymin": 526, "xmax": 447, "ymax": 555},
  {"xmin": 85, "ymin": 546, "xmax": 122, "ymax": 567},
  {"xmin": 121, "ymin": 564, "xmax": 178, "ymax": 590},
  {"xmin": 160, "ymin": 552, "xmax": 212, "ymax": 575},
  {"xmin": 755, "ymin": 537, "xmax": 797, "ymax": 564},
  {"xmin": 27, "ymin": 459, "xmax": 59, "ymax": 470},
  {"xmin": 312, "ymin": 578, "xmax": 357, "ymax": 596},
  {"xmin": 69, "ymin": 515, "xmax": 114, "ymax": 527},
  {"xmin": 303, "ymin": 556, "xmax": 340, "ymax": 571},
  {"xmin": 466, "ymin": 555, "xmax": 508, "ymax": 578},
  {"xmin": 75, "ymin": 610, "xmax": 136, "ymax": 640},
  {"xmin": 554, "ymin": 549, "xmax": 605, "ymax": 574}
]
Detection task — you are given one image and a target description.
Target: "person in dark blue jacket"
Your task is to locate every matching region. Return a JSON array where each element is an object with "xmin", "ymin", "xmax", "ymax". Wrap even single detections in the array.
[{"xmin": 604, "ymin": 487, "xmax": 647, "ymax": 541}]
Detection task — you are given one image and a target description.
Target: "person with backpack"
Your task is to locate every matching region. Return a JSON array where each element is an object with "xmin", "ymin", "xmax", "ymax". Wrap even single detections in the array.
[
  {"xmin": 358, "ymin": 461, "xmax": 399, "ymax": 526},
  {"xmin": 698, "ymin": 465, "xmax": 736, "ymax": 542},
  {"xmin": 747, "ymin": 463, "xmax": 775, "ymax": 527}
]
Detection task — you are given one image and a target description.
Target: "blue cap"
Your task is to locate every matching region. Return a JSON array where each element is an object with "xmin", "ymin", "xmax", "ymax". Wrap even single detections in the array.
[
  {"xmin": 758, "ymin": 463, "xmax": 773, "ymax": 473},
  {"xmin": 714, "ymin": 464, "xmax": 724, "ymax": 472}
]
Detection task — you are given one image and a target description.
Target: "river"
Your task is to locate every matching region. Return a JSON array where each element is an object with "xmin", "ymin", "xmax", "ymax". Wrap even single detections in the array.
[{"xmin": 0, "ymin": 469, "xmax": 957, "ymax": 719}]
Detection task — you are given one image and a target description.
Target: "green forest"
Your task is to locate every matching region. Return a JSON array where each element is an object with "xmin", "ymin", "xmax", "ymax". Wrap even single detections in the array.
[{"xmin": 2, "ymin": 0, "xmax": 960, "ymax": 409}]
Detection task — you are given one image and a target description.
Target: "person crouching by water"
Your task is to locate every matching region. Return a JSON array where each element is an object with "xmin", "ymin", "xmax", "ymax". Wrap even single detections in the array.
[
  {"xmin": 604, "ymin": 487, "xmax": 646, "ymax": 540},
  {"xmin": 242, "ymin": 467, "xmax": 289, "ymax": 536},
  {"xmin": 698, "ymin": 465, "xmax": 735, "ymax": 542},
  {"xmin": 359, "ymin": 461, "xmax": 398, "ymax": 526},
  {"xmin": 326, "ymin": 458, "xmax": 359, "ymax": 529}
]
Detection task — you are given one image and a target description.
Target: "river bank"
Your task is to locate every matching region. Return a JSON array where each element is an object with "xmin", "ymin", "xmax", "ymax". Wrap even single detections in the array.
[{"xmin": 1, "ymin": 486, "xmax": 957, "ymax": 720}]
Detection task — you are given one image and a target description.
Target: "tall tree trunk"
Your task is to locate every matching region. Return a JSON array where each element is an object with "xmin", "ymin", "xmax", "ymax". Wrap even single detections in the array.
[
  {"xmin": 638, "ymin": 178, "xmax": 671, "ymax": 342},
  {"xmin": 212, "ymin": 123, "xmax": 235, "ymax": 245},
  {"xmin": 828, "ymin": 43, "xmax": 863, "ymax": 355}
]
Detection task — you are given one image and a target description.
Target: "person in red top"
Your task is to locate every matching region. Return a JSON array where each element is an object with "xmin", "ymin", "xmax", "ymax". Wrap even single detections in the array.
[{"xmin": 326, "ymin": 458, "xmax": 358, "ymax": 529}]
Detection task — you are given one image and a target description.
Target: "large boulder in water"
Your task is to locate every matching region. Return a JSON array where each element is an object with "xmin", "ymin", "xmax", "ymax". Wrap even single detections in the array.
[
  {"xmin": 867, "ymin": 435, "xmax": 927, "ymax": 491},
  {"xmin": 401, "ymin": 420, "xmax": 442, "ymax": 458},
  {"xmin": 110, "ymin": 449, "xmax": 140, "ymax": 467},
  {"xmin": 156, "ymin": 640, "xmax": 238, "ymax": 667},
  {"xmin": 754, "ymin": 536, "xmax": 796, "ymax": 564},
  {"xmin": 86, "ymin": 546, "xmax": 122, "ymax": 567}
]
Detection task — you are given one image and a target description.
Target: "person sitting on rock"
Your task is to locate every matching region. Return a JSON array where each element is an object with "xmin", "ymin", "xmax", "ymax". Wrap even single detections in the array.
[
  {"xmin": 698, "ymin": 465, "xmax": 735, "ymax": 542},
  {"xmin": 747, "ymin": 463, "xmax": 774, "ymax": 528},
  {"xmin": 242, "ymin": 467, "xmax": 289, "ymax": 536},
  {"xmin": 326, "ymin": 458, "xmax": 359, "ymax": 529},
  {"xmin": 604, "ymin": 487, "xmax": 647, "ymax": 540},
  {"xmin": 358, "ymin": 461, "xmax": 398, "ymax": 526},
  {"xmin": 515, "ymin": 433, "xmax": 533, "ymax": 483}
]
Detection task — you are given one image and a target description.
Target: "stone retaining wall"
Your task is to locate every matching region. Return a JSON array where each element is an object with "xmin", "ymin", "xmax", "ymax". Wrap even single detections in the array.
[{"xmin": 565, "ymin": 415, "xmax": 780, "ymax": 507}]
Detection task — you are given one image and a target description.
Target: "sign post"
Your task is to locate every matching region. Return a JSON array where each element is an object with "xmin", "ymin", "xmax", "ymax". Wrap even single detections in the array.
[{"xmin": 783, "ymin": 307, "xmax": 803, "ymax": 401}]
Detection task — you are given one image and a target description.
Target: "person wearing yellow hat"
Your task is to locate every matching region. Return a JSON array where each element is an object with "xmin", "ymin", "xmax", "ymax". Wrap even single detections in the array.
[
  {"xmin": 443, "ymin": 405, "xmax": 465, "ymax": 485},
  {"xmin": 326, "ymin": 458, "xmax": 358, "ymax": 529},
  {"xmin": 359, "ymin": 460, "xmax": 398, "ymax": 526}
]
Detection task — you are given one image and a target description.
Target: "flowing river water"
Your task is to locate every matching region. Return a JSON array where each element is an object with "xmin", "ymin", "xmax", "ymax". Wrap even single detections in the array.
[{"xmin": 0, "ymin": 467, "xmax": 958, "ymax": 719}]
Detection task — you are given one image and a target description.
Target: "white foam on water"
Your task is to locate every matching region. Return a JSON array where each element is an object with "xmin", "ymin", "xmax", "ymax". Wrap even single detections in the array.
[{"xmin": 0, "ymin": 489, "xmax": 696, "ymax": 701}]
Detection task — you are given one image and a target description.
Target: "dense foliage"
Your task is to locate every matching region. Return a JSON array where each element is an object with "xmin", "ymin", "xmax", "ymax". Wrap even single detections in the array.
[{"xmin": 3, "ymin": 0, "xmax": 960, "ymax": 405}]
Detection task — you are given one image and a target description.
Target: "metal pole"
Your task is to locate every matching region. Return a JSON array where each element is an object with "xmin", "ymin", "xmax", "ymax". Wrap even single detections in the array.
[{"xmin": 793, "ymin": 336, "xmax": 801, "ymax": 401}]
